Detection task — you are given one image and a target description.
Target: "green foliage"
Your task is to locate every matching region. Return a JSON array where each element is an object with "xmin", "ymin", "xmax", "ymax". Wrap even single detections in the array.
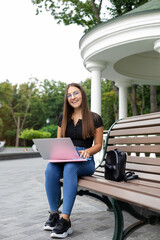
[
  {"xmin": 39, "ymin": 79, "xmax": 66, "ymax": 125},
  {"xmin": 108, "ymin": 0, "xmax": 148, "ymax": 17},
  {"xmin": 19, "ymin": 129, "xmax": 51, "ymax": 141},
  {"xmin": 1, "ymin": 78, "xmax": 160, "ymax": 145},
  {"xmin": 5, "ymin": 129, "xmax": 17, "ymax": 139},
  {"xmin": 0, "ymin": 118, "xmax": 3, "ymax": 138},
  {"xmin": 32, "ymin": 0, "xmax": 149, "ymax": 32},
  {"xmin": 24, "ymin": 79, "xmax": 66, "ymax": 129},
  {"xmin": 80, "ymin": 78, "xmax": 91, "ymax": 108},
  {"xmin": 32, "ymin": 0, "xmax": 107, "ymax": 32},
  {"xmin": 128, "ymin": 85, "xmax": 151, "ymax": 116},
  {"xmin": 4, "ymin": 129, "xmax": 17, "ymax": 146},
  {"xmin": 39, "ymin": 125, "xmax": 58, "ymax": 138},
  {"xmin": 24, "ymin": 94, "xmax": 45, "ymax": 129},
  {"xmin": 102, "ymin": 89, "xmax": 117, "ymax": 129},
  {"xmin": 0, "ymin": 81, "xmax": 15, "ymax": 140}
]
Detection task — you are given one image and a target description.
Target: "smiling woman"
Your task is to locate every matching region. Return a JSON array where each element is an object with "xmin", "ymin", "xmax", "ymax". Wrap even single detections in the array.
[{"xmin": 44, "ymin": 82, "xmax": 104, "ymax": 238}]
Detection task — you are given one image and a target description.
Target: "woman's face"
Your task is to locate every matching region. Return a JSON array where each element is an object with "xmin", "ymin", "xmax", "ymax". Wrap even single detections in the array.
[{"xmin": 67, "ymin": 86, "xmax": 82, "ymax": 109}]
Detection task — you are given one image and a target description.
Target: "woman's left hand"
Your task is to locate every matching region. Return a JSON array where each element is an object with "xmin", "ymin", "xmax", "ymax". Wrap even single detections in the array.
[{"xmin": 79, "ymin": 150, "xmax": 90, "ymax": 159}]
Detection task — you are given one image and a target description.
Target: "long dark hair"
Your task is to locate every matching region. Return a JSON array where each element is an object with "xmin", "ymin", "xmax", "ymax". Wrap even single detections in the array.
[{"xmin": 61, "ymin": 83, "xmax": 95, "ymax": 139}]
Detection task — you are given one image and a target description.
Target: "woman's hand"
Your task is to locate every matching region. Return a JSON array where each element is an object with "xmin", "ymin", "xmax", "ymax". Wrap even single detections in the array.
[{"xmin": 79, "ymin": 150, "xmax": 90, "ymax": 159}]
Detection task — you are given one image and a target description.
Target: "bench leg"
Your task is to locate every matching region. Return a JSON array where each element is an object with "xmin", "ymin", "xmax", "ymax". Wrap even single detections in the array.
[
  {"xmin": 111, "ymin": 199, "xmax": 159, "ymax": 240},
  {"xmin": 77, "ymin": 189, "xmax": 113, "ymax": 211},
  {"xmin": 112, "ymin": 199, "xmax": 124, "ymax": 240}
]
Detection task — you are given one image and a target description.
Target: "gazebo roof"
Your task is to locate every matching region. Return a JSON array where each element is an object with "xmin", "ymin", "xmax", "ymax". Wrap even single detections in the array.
[
  {"xmin": 79, "ymin": 0, "xmax": 160, "ymax": 86},
  {"xmin": 126, "ymin": 0, "xmax": 160, "ymax": 14}
]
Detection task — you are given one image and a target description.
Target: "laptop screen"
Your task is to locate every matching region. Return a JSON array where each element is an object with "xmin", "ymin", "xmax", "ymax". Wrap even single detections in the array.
[{"xmin": 33, "ymin": 138, "xmax": 87, "ymax": 162}]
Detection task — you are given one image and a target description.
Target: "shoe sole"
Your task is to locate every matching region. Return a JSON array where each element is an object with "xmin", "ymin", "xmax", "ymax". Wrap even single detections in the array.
[
  {"xmin": 50, "ymin": 227, "xmax": 73, "ymax": 238},
  {"xmin": 44, "ymin": 225, "xmax": 54, "ymax": 231}
]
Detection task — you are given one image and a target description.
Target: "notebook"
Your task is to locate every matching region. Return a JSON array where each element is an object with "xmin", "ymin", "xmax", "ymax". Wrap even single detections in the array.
[{"xmin": 33, "ymin": 137, "xmax": 88, "ymax": 162}]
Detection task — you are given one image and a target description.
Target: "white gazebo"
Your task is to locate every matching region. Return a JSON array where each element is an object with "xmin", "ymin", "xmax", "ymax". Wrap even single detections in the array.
[{"xmin": 79, "ymin": 0, "xmax": 160, "ymax": 119}]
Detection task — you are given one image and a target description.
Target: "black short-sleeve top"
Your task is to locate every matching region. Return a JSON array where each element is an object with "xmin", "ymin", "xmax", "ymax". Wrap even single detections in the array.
[{"xmin": 57, "ymin": 112, "xmax": 104, "ymax": 148}]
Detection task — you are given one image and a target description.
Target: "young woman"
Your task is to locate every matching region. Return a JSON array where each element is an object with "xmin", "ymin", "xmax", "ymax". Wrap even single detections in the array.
[{"xmin": 44, "ymin": 83, "xmax": 104, "ymax": 238}]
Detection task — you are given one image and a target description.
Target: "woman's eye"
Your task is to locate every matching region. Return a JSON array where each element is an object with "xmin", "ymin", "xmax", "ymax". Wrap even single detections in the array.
[{"xmin": 67, "ymin": 94, "xmax": 71, "ymax": 99}]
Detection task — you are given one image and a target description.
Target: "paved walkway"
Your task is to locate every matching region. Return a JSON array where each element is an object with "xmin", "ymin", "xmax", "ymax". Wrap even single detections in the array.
[
  {"xmin": 0, "ymin": 156, "xmax": 159, "ymax": 240},
  {"xmin": 2, "ymin": 147, "xmax": 34, "ymax": 153}
]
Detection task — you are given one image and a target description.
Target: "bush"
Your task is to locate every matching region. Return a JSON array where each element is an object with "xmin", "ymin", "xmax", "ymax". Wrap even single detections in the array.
[
  {"xmin": 0, "ymin": 118, "xmax": 3, "ymax": 137},
  {"xmin": 4, "ymin": 129, "xmax": 17, "ymax": 145},
  {"xmin": 39, "ymin": 125, "xmax": 58, "ymax": 138},
  {"xmin": 19, "ymin": 129, "xmax": 51, "ymax": 141}
]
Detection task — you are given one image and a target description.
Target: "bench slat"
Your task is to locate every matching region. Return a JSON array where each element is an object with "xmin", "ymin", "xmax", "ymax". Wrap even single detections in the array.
[
  {"xmin": 107, "ymin": 145, "xmax": 160, "ymax": 154},
  {"xmin": 82, "ymin": 176, "xmax": 160, "ymax": 196},
  {"xmin": 127, "ymin": 156, "xmax": 160, "ymax": 166},
  {"xmin": 108, "ymin": 136, "xmax": 160, "ymax": 144},
  {"xmin": 129, "ymin": 179, "xmax": 160, "ymax": 189},
  {"xmin": 118, "ymin": 112, "xmax": 160, "ymax": 124},
  {"xmin": 126, "ymin": 163, "xmax": 160, "ymax": 174},
  {"xmin": 113, "ymin": 118, "xmax": 160, "ymax": 130},
  {"xmin": 128, "ymin": 171, "xmax": 160, "ymax": 182},
  {"xmin": 110, "ymin": 126, "xmax": 160, "ymax": 136},
  {"xmin": 91, "ymin": 175, "xmax": 160, "ymax": 189},
  {"xmin": 94, "ymin": 166, "xmax": 160, "ymax": 182}
]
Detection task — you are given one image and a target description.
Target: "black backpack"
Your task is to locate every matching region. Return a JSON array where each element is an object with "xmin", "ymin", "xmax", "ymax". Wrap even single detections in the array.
[{"xmin": 104, "ymin": 149, "xmax": 138, "ymax": 182}]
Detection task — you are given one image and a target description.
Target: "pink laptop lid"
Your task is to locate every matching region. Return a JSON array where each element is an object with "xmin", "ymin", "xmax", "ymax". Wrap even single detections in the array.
[{"xmin": 33, "ymin": 138, "xmax": 87, "ymax": 162}]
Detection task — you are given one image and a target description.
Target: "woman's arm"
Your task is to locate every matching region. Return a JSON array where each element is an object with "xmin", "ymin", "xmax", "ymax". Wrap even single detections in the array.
[
  {"xmin": 80, "ymin": 126, "xmax": 104, "ymax": 158},
  {"xmin": 57, "ymin": 126, "xmax": 61, "ymax": 138}
]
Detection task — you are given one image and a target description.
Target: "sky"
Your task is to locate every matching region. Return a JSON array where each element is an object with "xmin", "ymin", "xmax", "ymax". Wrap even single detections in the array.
[{"xmin": 0, "ymin": 0, "xmax": 92, "ymax": 86}]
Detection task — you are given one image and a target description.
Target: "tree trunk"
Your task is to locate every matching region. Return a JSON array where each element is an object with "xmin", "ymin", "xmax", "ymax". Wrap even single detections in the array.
[
  {"xmin": 150, "ymin": 86, "xmax": 157, "ymax": 113},
  {"xmin": 15, "ymin": 116, "xmax": 20, "ymax": 147},
  {"xmin": 131, "ymin": 85, "xmax": 138, "ymax": 116},
  {"xmin": 91, "ymin": 0, "xmax": 102, "ymax": 24},
  {"xmin": 141, "ymin": 85, "xmax": 145, "ymax": 115}
]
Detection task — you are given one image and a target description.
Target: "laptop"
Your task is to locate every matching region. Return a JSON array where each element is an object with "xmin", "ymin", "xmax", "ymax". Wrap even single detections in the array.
[{"xmin": 33, "ymin": 137, "xmax": 89, "ymax": 162}]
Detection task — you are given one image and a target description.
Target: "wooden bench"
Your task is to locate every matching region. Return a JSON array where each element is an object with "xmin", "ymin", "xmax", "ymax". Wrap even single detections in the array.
[{"xmin": 76, "ymin": 112, "xmax": 160, "ymax": 240}]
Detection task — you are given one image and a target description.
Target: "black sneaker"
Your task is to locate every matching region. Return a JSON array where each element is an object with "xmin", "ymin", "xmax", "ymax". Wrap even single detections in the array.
[
  {"xmin": 44, "ymin": 212, "xmax": 59, "ymax": 231},
  {"xmin": 50, "ymin": 217, "xmax": 73, "ymax": 238}
]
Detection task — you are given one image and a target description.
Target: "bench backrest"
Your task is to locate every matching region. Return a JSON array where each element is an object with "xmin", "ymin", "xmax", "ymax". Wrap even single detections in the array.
[{"xmin": 103, "ymin": 112, "xmax": 160, "ymax": 182}]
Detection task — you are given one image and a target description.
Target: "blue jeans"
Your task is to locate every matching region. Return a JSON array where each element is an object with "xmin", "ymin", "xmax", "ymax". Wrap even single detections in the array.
[{"xmin": 45, "ymin": 146, "xmax": 95, "ymax": 215}]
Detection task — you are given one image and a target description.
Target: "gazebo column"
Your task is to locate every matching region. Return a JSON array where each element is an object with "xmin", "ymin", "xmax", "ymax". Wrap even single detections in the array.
[
  {"xmin": 86, "ymin": 61, "xmax": 106, "ymax": 115},
  {"xmin": 115, "ymin": 81, "xmax": 131, "ymax": 119}
]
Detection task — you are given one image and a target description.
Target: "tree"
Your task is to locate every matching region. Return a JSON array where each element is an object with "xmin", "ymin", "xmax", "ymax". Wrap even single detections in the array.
[
  {"xmin": 0, "ymin": 81, "xmax": 13, "ymax": 141},
  {"xmin": 80, "ymin": 78, "xmax": 91, "ymax": 107},
  {"xmin": 150, "ymin": 86, "xmax": 157, "ymax": 113},
  {"xmin": 32, "ymin": 0, "xmax": 149, "ymax": 32},
  {"xmin": 10, "ymin": 82, "xmax": 36, "ymax": 147},
  {"xmin": 32, "ymin": 0, "xmax": 108, "ymax": 32},
  {"xmin": 101, "ymin": 79, "xmax": 117, "ymax": 129},
  {"xmin": 0, "ymin": 118, "xmax": 3, "ymax": 138},
  {"xmin": 128, "ymin": 85, "xmax": 138, "ymax": 116},
  {"xmin": 39, "ymin": 79, "xmax": 66, "ymax": 125},
  {"xmin": 109, "ymin": 0, "xmax": 148, "ymax": 17}
]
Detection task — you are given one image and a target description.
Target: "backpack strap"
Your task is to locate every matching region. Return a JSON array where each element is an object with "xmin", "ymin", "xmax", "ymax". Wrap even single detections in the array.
[
  {"xmin": 124, "ymin": 171, "xmax": 139, "ymax": 181},
  {"xmin": 98, "ymin": 119, "xmax": 122, "ymax": 168}
]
